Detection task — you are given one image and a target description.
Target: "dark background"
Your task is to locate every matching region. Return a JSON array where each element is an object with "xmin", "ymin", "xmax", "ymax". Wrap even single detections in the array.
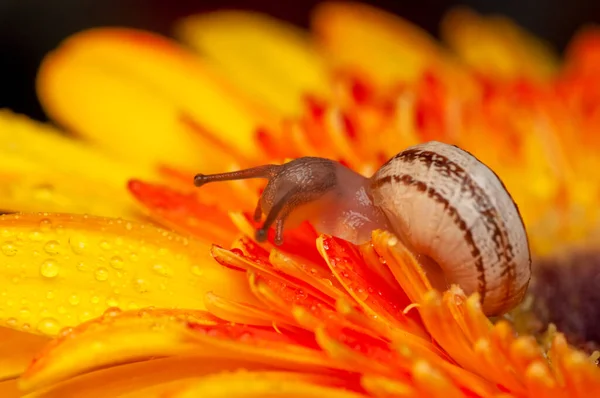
[{"xmin": 1, "ymin": 0, "xmax": 600, "ymax": 122}]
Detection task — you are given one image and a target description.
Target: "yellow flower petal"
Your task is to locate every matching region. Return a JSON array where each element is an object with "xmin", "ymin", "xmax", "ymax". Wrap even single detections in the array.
[
  {"xmin": 0, "ymin": 110, "xmax": 155, "ymax": 187},
  {"xmin": 312, "ymin": 2, "xmax": 444, "ymax": 85},
  {"xmin": 0, "ymin": 110, "xmax": 154, "ymax": 218},
  {"xmin": 23, "ymin": 356, "xmax": 277, "ymax": 398},
  {"xmin": 37, "ymin": 28, "xmax": 272, "ymax": 171},
  {"xmin": 0, "ymin": 213, "xmax": 256, "ymax": 336},
  {"xmin": 176, "ymin": 10, "xmax": 330, "ymax": 116},
  {"xmin": 19, "ymin": 308, "xmax": 221, "ymax": 393},
  {"xmin": 0, "ymin": 327, "xmax": 49, "ymax": 380},
  {"xmin": 0, "ymin": 167, "xmax": 142, "ymax": 220},
  {"xmin": 440, "ymin": 6, "xmax": 559, "ymax": 80},
  {"xmin": 161, "ymin": 371, "xmax": 367, "ymax": 398}
]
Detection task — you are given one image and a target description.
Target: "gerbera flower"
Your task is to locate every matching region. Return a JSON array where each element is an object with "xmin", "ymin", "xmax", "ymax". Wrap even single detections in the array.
[{"xmin": 1, "ymin": 2, "xmax": 599, "ymax": 397}]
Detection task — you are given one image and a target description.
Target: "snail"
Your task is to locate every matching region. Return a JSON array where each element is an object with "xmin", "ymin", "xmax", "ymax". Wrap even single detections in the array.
[{"xmin": 194, "ymin": 141, "xmax": 531, "ymax": 316}]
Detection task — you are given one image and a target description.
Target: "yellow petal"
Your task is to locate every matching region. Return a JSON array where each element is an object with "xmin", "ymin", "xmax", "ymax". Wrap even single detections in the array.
[
  {"xmin": 0, "ymin": 110, "xmax": 155, "ymax": 187},
  {"xmin": 0, "ymin": 110, "xmax": 153, "ymax": 218},
  {"xmin": 0, "ymin": 167, "xmax": 143, "ymax": 220},
  {"xmin": 440, "ymin": 7, "xmax": 559, "ymax": 80},
  {"xmin": 37, "ymin": 28, "xmax": 272, "ymax": 171},
  {"xmin": 19, "ymin": 309, "xmax": 221, "ymax": 393},
  {"xmin": 312, "ymin": 2, "xmax": 443, "ymax": 85},
  {"xmin": 176, "ymin": 10, "xmax": 330, "ymax": 116},
  {"xmin": 161, "ymin": 371, "xmax": 368, "ymax": 398},
  {"xmin": 24, "ymin": 356, "xmax": 277, "ymax": 398},
  {"xmin": 0, "ymin": 213, "xmax": 256, "ymax": 336},
  {"xmin": 0, "ymin": 327, "xmax": 50, "ymax": 380}
]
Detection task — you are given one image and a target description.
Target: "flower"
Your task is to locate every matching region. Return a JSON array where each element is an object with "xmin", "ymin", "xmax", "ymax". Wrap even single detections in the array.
[{"xmin": 1, "ymin": 2, "xmax": 600, "ymax": 397}]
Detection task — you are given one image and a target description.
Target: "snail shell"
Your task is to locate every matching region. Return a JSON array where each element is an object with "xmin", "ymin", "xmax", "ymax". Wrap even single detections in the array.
[
  {"xmin": 370, "ymin": 141, "xmax": 531, "ymax": 316},
  {"xmin": 194, "ymin": 140, "xmax": 532, "ymax": 316}
]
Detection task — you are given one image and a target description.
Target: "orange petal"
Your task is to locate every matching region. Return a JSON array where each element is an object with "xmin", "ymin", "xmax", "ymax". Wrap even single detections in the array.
[
  {"xmin": 0, "ymin": 380, "xmax": 19, "ymax": 398},
  {"xmin": 37, "ymin": 28, "xmax": 272, "ymax": 171},
  {"xmin": 19, "ymin": 308, "xmax": 221, "ymax": 393},
  {"xmin": 127, "ymin": 180, "xmax": 239, "ymax": 245},
  {"xmin": 185, "ymin": 322, "xmax": 352, "ymax": 374},
  {"xmin": 0, "ymin": 213, "xmax": 255, "ymax": 335},
  {"xmin": 360, "ymin": 374, "xmax": 418, "ymax": 397},
  {"xmin": 312, "ymin": 2, "xmax": 443, "ymax": 85},
  {"xmin": 176, "ymin": 10, "xmax": 330, "ymax": 116},
  {"xmin": 203, "ymin": 291, "xmax": 289, "ymax": 327},
  {"xmin": 162, "ymin": 371, "xmax": 367, "ymax": 398},
  {"xmin": 317, "ymin": 235, "xmax": 425, "ymax": 337},
  {"xmin": 0, "ymin": 327, "xmax": 50, "ymax": 380},
  {"xmin": 411, "ymin": 360, "xmax": 464, "ymax": 398},
  {"xmin": 315, "ymin": 325, "xmax": 404, "ymax": 377},
  {"xmin": 371, "ymin": 230, "xmax": 432, "ymax": 304},
  {"xmin": 440, "ymin": 6, "xmax": 558, "ymax": 80}
]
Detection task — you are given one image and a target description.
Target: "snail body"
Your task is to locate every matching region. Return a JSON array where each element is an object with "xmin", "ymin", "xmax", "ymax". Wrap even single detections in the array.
[{"xmin": 194, "ymin": 141, "xmax": 532, "ymax": 316}]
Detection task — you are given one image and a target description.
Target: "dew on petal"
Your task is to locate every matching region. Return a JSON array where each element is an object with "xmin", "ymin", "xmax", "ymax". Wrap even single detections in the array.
[
  {"xmin": 152, "ymin": 263, "xmax": 174, "ymax": 277},
  {"xmin": 37, "ymin": 317, "xmax": 60, "ymax": 335},
  {"xmin": 68, "ymin": 294, "xmax": 80, "ymax": 306},
  {"xmin": 43, "ymin": 240, "xmax": 61, "ymax": 255},
  {"xmin": 38, "ymin": 218, "xmax": 53, "ymax": 232},
  {"xmin": 68, "ymin": 234, "xmax": 88, "ymax": 255},
  {"xmin": 109, "ymin": 255, "xmax": 125, "ymax": 270},
  {"xmin": 94, "ymin": 267, "xmax": 109, "ymax": 281},
  {"xmin": 39, "ymin": 259, "xmax": 59, "ymax": 278},
  {"xmin": 1, "ymin": 241, "xmax": 18, "ymax": 256}
]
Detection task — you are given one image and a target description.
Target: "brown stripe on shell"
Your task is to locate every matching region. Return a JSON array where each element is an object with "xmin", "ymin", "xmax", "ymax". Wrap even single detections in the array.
[
  {"xmin": 379, "ymin": 147, "xmax": 519, "ymax": 306},
  {"xmin": 372, "ymin": 173, "xmax": 488, "ymax": 304}
]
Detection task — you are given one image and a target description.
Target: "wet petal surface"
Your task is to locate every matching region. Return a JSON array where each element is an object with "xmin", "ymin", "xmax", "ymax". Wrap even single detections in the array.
[{"xmin": 0, "ymin": 213, "xmax": 254, "ymax": 336}]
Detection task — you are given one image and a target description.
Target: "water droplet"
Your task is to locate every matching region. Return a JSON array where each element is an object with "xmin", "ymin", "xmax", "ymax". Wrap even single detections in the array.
[
  {"xmin": 353, "ymin": 286, "xmax": 369, "ymax": 301},
  {"xmin": 129, "ymin": 253, "xmax": 139, "ymax": 262},
  {"xmin": 39, "ymin": 218, "xmax": 52, "ymax": 232},
  {"xmin": 99, "ymin": 240, "xmax": 111, "ymax": 251},
  {"xmin": 152, "ymin": 263, "xmax": 173, "ymax": 277},
  {"xmin": 40, "ymin": 259, "xmax": 59, "ymax": 278},
  {"xmin": 133, "ymin": 278, "xmax": 149, "ymax": 293},
  {"xmin": 295, "ymin": 289, "xmax": 308, "ymax": 301},
  {"xmin": 29, "ymin": 231, "xmax": 43, "ymax": 241},
  {"xmin": 1, "ymin": 242, "xmax": 18, "ymax": 257},
  {"xmin": 127, "ymin": 302, "xmax": 139, "ymax": 310},
  {"xmin": 109, "ymin": 256, "xmax": 124, "ymax": 270},
  {"xmin": 19, "ymin": 308, "xmax": 30, "ymax": 319},
  {"xmin": 5, "ymin": 318, "xmax": 17, "ymax": 327},
  {"xmin": 106, "ymin": 296, "xmax": 119, "ymax": 307},
  {"xmin": 59, "ymin": 326, "xmax": 74, "ymax": 337},
  {"xmin": 57, "ymin": 306, "xmax": 67, "ymax": 314},
  {"xmin": 46, "ymin": 291, "xmax": 55, "ymax": 300},
  {"xmin": 90, "ymin": 296, "xmax": 100, "ymax": 304},
  {"xmin": 104, "ymin": 306, "xmax": 121, "ymax": 317},
  {"xmin": 125, "ymin": 222, "xmax": 133, "ymax": 231},
  {"xmin": 191, "ymin": 265, "xmax": 203, "ymax": 277},
  {"xmin": 79, "ymin": 311, "xmax": 94, "ymax": 322},
  {"xmin": 43, "ymin": 240, "xmax": 61, "ymax": 255},
  {"xmin": 76, "ymin": 261, "xmax": 90, "ymax": 272},
  {"xmin": 68, "ymin": 294, "xmax": 80, "ymax": 305},
  {"xmin": 69, "ymin": 235, "xmax": 88, "ymax": 255},
  {"xmin": 95, "ymin": 267, "xmax": 109, "ymax": 281},
  {"xmin": 34, "ymin": 184, "xmax": 54, "ymax": 200},
  {"xmin": 37, "ymin": 317, "xmax": 60, "ymax": 335}
]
